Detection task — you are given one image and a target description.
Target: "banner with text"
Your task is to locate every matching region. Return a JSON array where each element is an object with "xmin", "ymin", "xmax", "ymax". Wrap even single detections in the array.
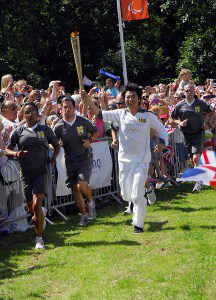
[{"xmin": 56, "ymin": 141, "xmax": 113, "ymax": 196}]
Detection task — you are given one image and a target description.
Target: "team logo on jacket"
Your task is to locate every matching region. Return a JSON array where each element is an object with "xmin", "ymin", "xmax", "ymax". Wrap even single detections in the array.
[
  {"xmin": 195, "ymin": 106, "xmax": 200, "ymax": 113},
  {"xmin": 77, "ymin": 126, "xmax": 84, "ymax": 135},
  {"xmin": 37, "ymin": 131, "xmax": 45, "ymax": 139},
  {"xmin": 138, "ymin": 118, "xmax": 146, "ymax": 123}
]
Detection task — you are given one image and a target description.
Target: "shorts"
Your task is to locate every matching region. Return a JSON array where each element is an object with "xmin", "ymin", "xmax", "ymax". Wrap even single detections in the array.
[
  {"xmin": 65, "ymin": 157, "xmax": 92, "ymax": 188},
  {"xmin": 20, "ymin": 170, "xmax": 48, "ymax": 201},
  {"xmin": 184, "ymin": 132, "xmax": 204, "ymax": 155}
]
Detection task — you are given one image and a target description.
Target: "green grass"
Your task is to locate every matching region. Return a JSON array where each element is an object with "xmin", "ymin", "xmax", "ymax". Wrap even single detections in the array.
[{"xmin": 0, "ymin": 183, "xmax": 216, "ymax": 300}]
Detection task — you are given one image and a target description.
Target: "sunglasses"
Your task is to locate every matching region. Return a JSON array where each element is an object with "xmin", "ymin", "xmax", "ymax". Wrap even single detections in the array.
[
  {"xmin": 24, "ymin": 110, "xmax": 37, "ymax": 115},
  {"xmin": 185, "ymin": 89, "xmax": 192, "ymax": 92},
  {"xmin": 116, "ymin": 102, "xmax": 124, "ymax": 105},
  {"xmin": 9, "ymin": 105, "xmax": 17, "ymax": 110}
]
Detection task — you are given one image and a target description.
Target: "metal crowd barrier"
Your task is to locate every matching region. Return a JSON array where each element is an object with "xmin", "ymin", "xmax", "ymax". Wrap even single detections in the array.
[
  {"xmin": 1, "ymin": 130, "xmax": 215, "ymax": 231},
  {"xmin": 50, "ymin": 138, "xmax": 123, "ymax": 220},
  {"xmin": 0, "ymin": 159, "xmax": 29, "ymax": 235},
  {"xmin": 168, "ymin": 128, "xmax": 184, "ymax": 178}
]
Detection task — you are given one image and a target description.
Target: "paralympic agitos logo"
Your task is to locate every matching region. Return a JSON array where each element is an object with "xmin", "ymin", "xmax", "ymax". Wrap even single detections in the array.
[{"xmin": 128, "ymin": 2, "xmax": 143, "ymax": 14}]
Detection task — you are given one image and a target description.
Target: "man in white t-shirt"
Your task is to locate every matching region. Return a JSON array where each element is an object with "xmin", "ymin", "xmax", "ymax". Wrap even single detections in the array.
[{"xmin": 82, "ymin": 83, "xmax": 168, "ymax": 234}]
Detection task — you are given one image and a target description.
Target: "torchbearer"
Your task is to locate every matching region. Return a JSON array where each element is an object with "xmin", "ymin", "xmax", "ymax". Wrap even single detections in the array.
[{"xmin": 81, "ymin": 83, "xmax": 168, "ymax": 233}]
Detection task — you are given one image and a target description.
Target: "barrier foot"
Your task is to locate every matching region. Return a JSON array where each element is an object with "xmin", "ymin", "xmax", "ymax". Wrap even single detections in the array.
[
  {"xmin": 170, "ymin": 178, "xmax": 180, "ymax": 187},
  {"xmin": 53, "ymin": 207, "xmax": 68, "ymax": 220},
  {"xmin": 112, "ymin": 193, "xmax": 123, "ymax": 205},
  {"xmin": 45, "ymin": 216, "xmax": 54, "ymax": 225}
]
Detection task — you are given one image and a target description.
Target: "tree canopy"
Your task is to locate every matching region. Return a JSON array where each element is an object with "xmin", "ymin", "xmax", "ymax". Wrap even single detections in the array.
[{"xmin": 0, "ymin": 0, "xmax": 215, "ymax": 89}]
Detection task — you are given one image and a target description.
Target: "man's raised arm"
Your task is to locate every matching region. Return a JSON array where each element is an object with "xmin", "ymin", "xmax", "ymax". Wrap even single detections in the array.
[{"xmin": 80, "ymin": 90, "xmax": 100, "ymax": 116}]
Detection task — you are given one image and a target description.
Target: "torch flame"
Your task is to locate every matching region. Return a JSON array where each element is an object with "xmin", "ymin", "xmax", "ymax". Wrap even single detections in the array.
[{"xmin": 71, "ymin": 31, "xmax": 79, "ymax": 37}]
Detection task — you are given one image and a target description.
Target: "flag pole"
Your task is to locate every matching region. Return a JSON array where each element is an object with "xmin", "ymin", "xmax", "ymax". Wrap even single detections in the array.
[{"xmin": 116, "ymin": 0, "xmax": 128, "ymax": 86}]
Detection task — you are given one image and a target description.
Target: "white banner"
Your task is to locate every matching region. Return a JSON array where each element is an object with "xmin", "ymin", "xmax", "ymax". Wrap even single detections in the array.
[
  {"xmin": 89, "ymin": 141, "xmax": 112, "ymax": 189},
  {"xmin": 56, "ymin": 141, "xmax": 113, "ymax": 196}
]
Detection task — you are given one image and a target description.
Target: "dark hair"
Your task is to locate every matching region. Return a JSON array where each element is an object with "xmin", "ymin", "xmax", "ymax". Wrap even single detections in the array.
[
  {"xmin": 23, "ymin": 102, "xmax": 39, "ymax": 114},
  {"xmin": 0, "ymin": 94, "xmax": 5, "ymax": 104},
  {"xmin": 122, "ymin": 83, "xmax": 142, "ymax": 100},
  {"xmin": 62, "ymin": 96, "xmax": 75, "ymax": 107}
]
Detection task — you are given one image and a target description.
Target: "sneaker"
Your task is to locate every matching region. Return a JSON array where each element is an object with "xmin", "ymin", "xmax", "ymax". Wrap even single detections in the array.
[
  {"xmin": 146, "ymin": 185, "xmax": 156, "ymax": 205},
  {"xmin": 88, "ymin": 201, "xmax": 96, "ymax": 220},
  {"xmin": 124, "ymin": 207, "xmax": 133, "ymax": 215},
  {"xmin": 124, "ymin": 202, "xmax": 133, "ymax": 215},
  {"xmin": 78, "ymin": 214, "xmax": 90, "ymax": 226},
  {"xmin": 35, "ymin": 236, "xmax": 45, "ymax": 249},
  {"xmin": 163, "ymin": 181, "xmax": 173, "ymax": 188},
  {"xmin": 156, "ymin": 181, "xmax": 164, "ymax": 189},
  {"xmin": 42, "ymin": 207, "xmax": 47, "ymax": 230},
  {"xmin": 193, "ymin": 182, "xmax": 203, "ymax": 193},
  {"xmin": 134, "ymin": 226, "xmax": 144, "ymax": 234}
]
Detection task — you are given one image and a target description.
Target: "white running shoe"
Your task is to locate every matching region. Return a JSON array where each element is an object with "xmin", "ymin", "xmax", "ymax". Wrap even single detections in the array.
[
  {"xmin": 88, "ymin": 200, "xmax": 96, "ymax": 220},
  {"xmin": 156, "ymin": 181, "xmax": 164, "ymax": 189},
  {"xmin": 193, "ymin": 182, "xmax": 203, "ymax": 193},
  {"xmin": 124, "ymin": 208, "xmax": 133, "ymax": 215},
  {"xmin": 78, "ymin": 214, "xmax": 90, "ymax": 226},
  {"xmin": 42, "ymin": 207, "xmax": 47, "ymax": 230},
  {"xmin": 146, "ymin": 185, "xmax": 156, "ymax": 205},
  {"xmin": 35, "ymin": 236, "xmax": 45, "ymax": 249}
]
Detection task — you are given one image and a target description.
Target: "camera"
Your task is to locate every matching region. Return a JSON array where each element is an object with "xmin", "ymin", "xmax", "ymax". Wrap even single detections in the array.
[
  {"xmin": 203, "ymin": 95, "xmax": 216, "ymax": 100},
  {"xmin": 36, "ymin": 89, "xmax": 44, "ymax": 95},
  {"xmin": 23, "ymin": 85, "xmax": 30, "ymax": 92}
]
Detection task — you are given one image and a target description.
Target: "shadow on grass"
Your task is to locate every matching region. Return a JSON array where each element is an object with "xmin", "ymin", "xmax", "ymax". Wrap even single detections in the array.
[
  {"xmin": 64, "ymin": 239, "xmax": 141, "ymax": 248},
  {"xmin": 153, "ymin": 205, "xmax": 214, "ymax": 213},
  {"xmin": 0, "ymin": 263, "xmax": 48, "ymax": 281},
  {"xmin": 146, "ymin": 221, "xmax": 175, "ymax": 232}
]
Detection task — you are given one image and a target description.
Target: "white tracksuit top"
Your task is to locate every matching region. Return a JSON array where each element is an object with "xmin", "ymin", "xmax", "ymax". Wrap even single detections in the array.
[{"xmin": 102, "ymin": 109, "xmax": 168, "ymax": 163}]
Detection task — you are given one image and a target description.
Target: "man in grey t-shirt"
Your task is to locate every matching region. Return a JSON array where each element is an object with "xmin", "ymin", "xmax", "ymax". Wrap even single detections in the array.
[
  {"xmin": 5, "ymin": 102, "xmax": 60, "ymax": 249},
  {"xmin": 54, "ymin": 97, "xmax": 100, "ymax": 226},
  {"xmin": 171, "ymin": 83, "xmax": 213, "ymax": 192}
]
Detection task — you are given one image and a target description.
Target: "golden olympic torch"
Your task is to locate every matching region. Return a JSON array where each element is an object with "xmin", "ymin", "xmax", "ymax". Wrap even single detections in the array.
[{"xmin": 70, "ymin": 30, "xmax": 84, "ymax": 90}]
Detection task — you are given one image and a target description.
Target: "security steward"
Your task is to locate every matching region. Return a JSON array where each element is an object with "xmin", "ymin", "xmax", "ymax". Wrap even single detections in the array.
[
  {"xmin": 171, "ymin": 83, "xmax": 213, "ymax": 192},
  {"xmin": 54, "ymin": 96, "xmax": 100, "ymax": 226},
  {"xmin": 5, "ymin": 102, "xmax": 60, "ymax": 249}
]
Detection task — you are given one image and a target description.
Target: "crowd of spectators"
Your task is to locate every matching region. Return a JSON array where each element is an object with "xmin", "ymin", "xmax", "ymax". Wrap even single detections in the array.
[{"xmin": 0, "ymin": 69, "xmax": 216, "ymax": 244}]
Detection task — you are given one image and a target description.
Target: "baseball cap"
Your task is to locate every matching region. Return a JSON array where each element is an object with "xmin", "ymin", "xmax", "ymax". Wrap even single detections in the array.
[
  {"xmin": 14, "ymin": 92, "xmax": 25, "ymax": 97},
  {"xmin": 49, "ymin": 80, "xmax": 61, "ymax": 88}
]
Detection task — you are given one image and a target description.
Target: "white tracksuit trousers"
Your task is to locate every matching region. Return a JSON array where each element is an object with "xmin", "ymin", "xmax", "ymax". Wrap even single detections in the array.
[{"xmin": 119, "ymin": 161, "xmax": 148, "ymax": 229}]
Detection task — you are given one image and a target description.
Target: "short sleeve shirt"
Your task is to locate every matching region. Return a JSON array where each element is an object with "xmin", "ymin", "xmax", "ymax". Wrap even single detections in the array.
[
  {"xmin": 54, "ymin": 116, "xmax": 98, "ymax": 164},
  {"xmin": 100, "ymin": 108, "xmax": 168, "ymax": 163},
  {"xmin": 7, "ymin": 124, "xmax": 58, "ymax": 172},
  {"xmin": 171, "ymin": 98, "xmax": 212, "ymax": 135}
]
